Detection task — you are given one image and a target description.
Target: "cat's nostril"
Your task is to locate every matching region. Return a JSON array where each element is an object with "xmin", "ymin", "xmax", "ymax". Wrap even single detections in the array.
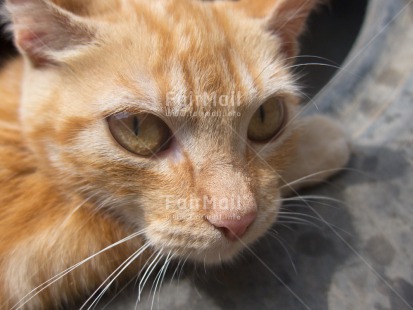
[{"xmin": 207, "ymin": 211, "xmax": 257, "ymax": 241}]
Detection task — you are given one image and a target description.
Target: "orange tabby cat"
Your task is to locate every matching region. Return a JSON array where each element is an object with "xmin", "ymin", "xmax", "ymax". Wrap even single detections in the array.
[{"xmin": 0, "ymin": 0, "xmax": 350, "ymax": 308}]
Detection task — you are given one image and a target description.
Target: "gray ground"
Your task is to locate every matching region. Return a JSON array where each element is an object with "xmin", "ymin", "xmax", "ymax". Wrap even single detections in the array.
[{"xmin": 101, "ymin": 1, "xmax": 413, "ymax": 309}]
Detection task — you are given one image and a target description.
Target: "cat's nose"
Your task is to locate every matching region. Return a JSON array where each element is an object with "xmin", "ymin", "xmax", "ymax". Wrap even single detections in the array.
[{"xmin": 207, "ymin": 211, "xmax": 257, "ymax": 241}]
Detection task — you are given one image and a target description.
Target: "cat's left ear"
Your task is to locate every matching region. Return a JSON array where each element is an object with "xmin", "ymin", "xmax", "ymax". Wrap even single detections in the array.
[
  {"xmin": 228, "ymin": 0, "xmax": 321, "ymax": 59},
  {"xmin": 3, "ymin": 0, "xmax": 97, "ymax": 67}
]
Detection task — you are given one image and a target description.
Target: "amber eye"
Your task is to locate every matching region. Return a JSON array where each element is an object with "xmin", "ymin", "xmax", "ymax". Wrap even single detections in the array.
[
  {"xmin": 248, "ymin": 97, "xmax": 286, "ymax": 142},
  {"xmin": 107, "ymin": 112, "xmax": 171, "ymax": 157}
]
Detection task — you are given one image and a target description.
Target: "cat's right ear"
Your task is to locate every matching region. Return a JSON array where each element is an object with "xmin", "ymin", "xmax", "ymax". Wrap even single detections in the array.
[
  {"xmin": 2, "ymin": 0, "xmax": 97, "ymax": 67},
  {"xmin": 222, "ymin": 0, "xmax": 322, "ymax": 59}
]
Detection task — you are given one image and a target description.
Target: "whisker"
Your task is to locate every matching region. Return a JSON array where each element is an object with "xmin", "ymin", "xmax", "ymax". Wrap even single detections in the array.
[
  {"xmin": 267, "ymin": 231, "xmax": 297, "ymax": 274},
  {"xmin": 81, "ymin": 242, "xmax": 151, "ymax": 310},
  {"xmin": 277, "ymin": 216, "xmax": 322, "ymax": 229},
  {"xmin": 58, "ymin": 194, "xmax": 98, "ymax": 229},
  {"xmin": 276, "ymin": 223, "xmax": 297, "ymax": 232},
  {"xmin": 279, "ymin": 169, "xmax": 345, "ymax": 190},
  {"xmin": 177, "ymin": 252, "xmax": 191, "ymax": 284},
  {"xmin": 99, "ymin": 269, "xmax": 141, "ymax": 310},
  {"xmin": 132, "ymin": 250, "xmax": 159, "ymax": 310},
  {"xmin": 134, "ymin": 250, "xmax": 158, "ymax": 288},
  {"xmin": 150, "ymin": 251, "xmax": 172, "ymax": 310},
  {"xmin": 279, "ymin": 209, "xmax": 330, "ymax": 220},
  {"xmin": 279, "ymin": 203, "xmax": 353, "ymax": 236},
  {"xmin": 88, "ymin": 244, "xmax": 150, "ymax": 309},
  {"xmin": 169, "ymin": 258, "xmax": 182, "ymax": 286},
  {"xmin": 280, "ymin": 167, "xmax": 371, "ymax": 191},
  {"xmin": 277, "ymin": 220, "xmax": 322, "ymax": 229},
  {"xmin": 138, "ymin": 250, "xmax": 164, "ymax": 302},
  {"xmin": 284, "ymin": 54, "xmax": 341, "ymax": 66},
  {"xmin": 294, "ymin": 88, "xmax": 320, "ymax": 110},
  {"xmin": 158, "ymin": 253, "xmax": 173, "ymax": 302},
  {"xmin": 280, "ymin": 195, "xmax": 345, "ymax": 205},
  {"xmin": 234, "ymin": 236, "xmax": 312, "ymax": 309},
  {"xmin": 278, "ymin": 210, "xmax": 352, "ymax": 235},
  {"xmin": 10, "ymin": 229, "xmax": 147, "ymax": 310},
  {"xmin": 287, "ymin": 62, "xmax": 342, "ymax": 70}
]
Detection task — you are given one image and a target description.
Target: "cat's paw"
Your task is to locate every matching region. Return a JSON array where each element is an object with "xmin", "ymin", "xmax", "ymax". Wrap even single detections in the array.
[{"xmin": 280, "ymin": 115, "xmax": 351, "ymax": 196}]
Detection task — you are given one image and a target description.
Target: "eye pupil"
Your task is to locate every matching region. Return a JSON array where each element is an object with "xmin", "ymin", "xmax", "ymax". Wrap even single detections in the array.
[
  {"xmin": 133, "ymin": 116, "xmax": 139, "ymax": 136},
  {"xmin": 259, "ymin": 106, "xmax": 266, "ymax": 123}
]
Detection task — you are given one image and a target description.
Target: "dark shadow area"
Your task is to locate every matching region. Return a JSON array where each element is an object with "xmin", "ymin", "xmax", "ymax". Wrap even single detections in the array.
[
  {"xmin": 298, "ymin": 0, "xmax": 368, "ymax": 99},
  {"xmin": 0, "ymin": 0, "xmax": 17, "ymax": 67}
]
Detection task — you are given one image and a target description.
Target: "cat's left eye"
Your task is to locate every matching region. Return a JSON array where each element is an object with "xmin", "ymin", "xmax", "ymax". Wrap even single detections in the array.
[
  {"xmin": 107, "ymin": 112, "xmax": 171, "ymax": 157},
  {"xmin": 248, "ymin": 97, "xmax": 286, "ymax": 142}
]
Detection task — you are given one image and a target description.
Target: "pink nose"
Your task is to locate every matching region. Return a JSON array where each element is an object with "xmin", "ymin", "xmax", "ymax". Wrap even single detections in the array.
[{"xmin": 207, "ymin": 212, "xmax": 257, "ymax": 241}]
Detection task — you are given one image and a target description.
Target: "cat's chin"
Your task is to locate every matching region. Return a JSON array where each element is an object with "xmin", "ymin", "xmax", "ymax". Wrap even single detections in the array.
[
  {"xmin": 187, "ymin": 242, "xmax": 246, "ymax": 265},
  {"xmin": 167, "ymin": 230, "xmax": 266, "ymax": 266}
]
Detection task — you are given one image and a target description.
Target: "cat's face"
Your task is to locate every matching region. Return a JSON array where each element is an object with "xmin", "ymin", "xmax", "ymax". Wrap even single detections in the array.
[{"xmin": 7, "ymin": 0, "xmax": 317, "ymax": 263}]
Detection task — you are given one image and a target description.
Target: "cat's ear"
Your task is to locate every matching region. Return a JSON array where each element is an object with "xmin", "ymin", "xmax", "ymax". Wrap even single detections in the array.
[
  {"xmin": 231, "ymin": 0, "xmax": 321, "ymax": 58},
  {"xmin": 3, "ymin": 0, "xmax": 96, "ymax": 67}
]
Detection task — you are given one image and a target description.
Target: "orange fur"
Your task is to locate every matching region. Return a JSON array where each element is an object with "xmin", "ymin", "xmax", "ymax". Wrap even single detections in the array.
[
  {"xmin": 0, "ymin": 0, "xmax": 337, "ymax": 308},
  {"xmin": 0, "ymin": 59, "xmax": 145, "ymax": 308}
]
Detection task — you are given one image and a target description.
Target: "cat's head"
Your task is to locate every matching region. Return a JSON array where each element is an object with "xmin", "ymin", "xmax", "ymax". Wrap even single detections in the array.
[{"xmin": 4, "ymin": 0, "xmax": 318, "ymax": 263}]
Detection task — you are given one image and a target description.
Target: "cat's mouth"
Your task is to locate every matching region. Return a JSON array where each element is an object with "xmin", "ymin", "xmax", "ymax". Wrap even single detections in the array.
[
  {"xmin": 146, "ymin": 213, "xmax": 273, "ymax": 265},
  {"xmin": 161, "ymin": 237, "xmax": 248, "ymax": 265}
]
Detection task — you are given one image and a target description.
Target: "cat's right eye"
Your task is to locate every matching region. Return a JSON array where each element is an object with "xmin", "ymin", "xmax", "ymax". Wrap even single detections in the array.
[{"xmin": 107, "ymin": 112, "xmax": 172, "ymax": 157}]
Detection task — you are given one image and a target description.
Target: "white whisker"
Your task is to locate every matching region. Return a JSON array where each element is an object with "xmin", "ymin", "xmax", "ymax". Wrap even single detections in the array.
[
  {"xmin": 150, "ymin": 251, "xmax": 172, "ymax": 310},
  {"xmin": 10, "ymin": 229, "xmax": 147, "ymax": 310},
  {"xmin": 169, "ymin": 258, "xmax": 182, "ymax": 286},
  {"xmin": 177, "ymin": 252, "xmax": 191, "ymax": 284},
  {"xmin": 81, "ymin": 243, "xmax": 151, "ymax": 310},
  {"xmin": 277, "ymin": 210, "xmax": 352, "ymax": 235},
  {"xmin": 158, "ymin": 253, "xmax": 173, "ymax": 294},
  {"xmin": 267, "ymin": 231, "xmax": 297, "ymax": 274},
  {"xmin": 234, "ymin": 235, "xmax": 311, "ymax": 310},
  {"xmin": 279, "ymin": 169, "xmax": 344, "ymax": 189},
  {"xmin": 133, "ymin": 250, "xmax": 159, "ymax": 310},
  {"xmin": 284, "ymin": 54, "xmax": 340, "ymax": 65},
  {"xmin": 138, "ymin": 250, "xmax": 164, "ymax": 302},
  {"xmin": 277, "ymin": 216, "xmax": 322, "ymax": 229},
  {"xmin": 99, "ymin": 269, "xmax": 140, "ymax": 310},
  {"xmin": 59, "ymin": 194, "xmax": 97, "ymax": 229},
  {"xmin": 280, "ymin": 195, "xmax": 345, "ymax": 205}
]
